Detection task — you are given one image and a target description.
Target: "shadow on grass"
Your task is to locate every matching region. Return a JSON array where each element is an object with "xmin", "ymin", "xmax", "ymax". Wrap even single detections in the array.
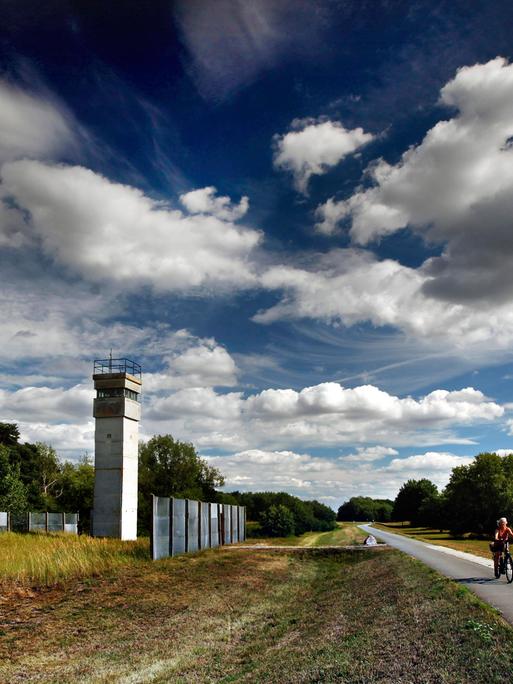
[{"xmin": 455, "ymin": 577, "xmax": 498, "ymax": 585}]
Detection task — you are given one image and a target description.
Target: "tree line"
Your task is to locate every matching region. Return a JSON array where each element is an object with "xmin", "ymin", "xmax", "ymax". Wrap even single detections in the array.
[
  {"xmin": 0, "ymin": 424, "xmax": 336, "ymax": 536},
  {"xmin": 337, "ymin": 496, "xmax": 393, "ymax": 523},
  {"xmin": 225, "ymin": 491, "xmax": 337, "ymax": 537},
  {"xmin": 337, "ymin": 452, "xmax": 513, "ymax": 536}
]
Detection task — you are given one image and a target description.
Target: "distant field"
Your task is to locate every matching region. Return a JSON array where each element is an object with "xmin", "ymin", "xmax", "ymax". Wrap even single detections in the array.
[
  {"xmin": 244, "ymin": 521, "xmax": 367, "ymax": 547},
  {"xmin": 2, "ymin": 528, "xmax": 513, "ymax": 683},
  {"xmin": 373, "ymin": 522, "xmax": 492, "ymax": 559}
]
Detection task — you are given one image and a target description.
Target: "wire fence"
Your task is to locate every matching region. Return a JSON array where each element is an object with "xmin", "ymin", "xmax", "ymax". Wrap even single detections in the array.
[
  {"xmin": 0, "ymin": 511, "xmax": 79, "ymax": 534},
  {"xmin": 151, "ymin": 496, "xmax": 246, "ymax": 560}
]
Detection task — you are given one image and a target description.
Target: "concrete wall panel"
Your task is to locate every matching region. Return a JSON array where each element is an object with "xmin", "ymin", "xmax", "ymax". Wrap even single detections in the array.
[
  {"xmin": 187, "ymin": 500, "xmax": 199, "ymax": 552},
  {"xmin": 64, "ymin": 512, "xmax": 78, "ymax": 534},
  {"xmin": 30, "ymin": 512, "xmax": 46, "ymax": 532},
  {"xmin": 152, "ymin": 496, "xmax": 170, "ymax": 560},
  {"xmin": 150, "ymin": 499, "xmax": 244, "ymax": 560},
  {"xmin": 231, "ymin": 505, "xmax": 238, "ymax": 543},
  {"xmin": 223, "ymin": 504, "xmax": 232, "ymax": 545},
  {"xmin": 238, "ymin": 506, "xmax": 246, "ymax": 541},
  {"xmin": 172, "ymin": 498, "xmax": 186, "ymax": 555},
  {"xmin": 47, "ymin": 512, "xmax": 64, "ymax": 532},
  {"xmin": 199, "ymin": 502, "xmax": 210, "ymax": 549},
  {"xmin": 210, "ymin": 503, "xmax": 219, "ymax": 547}
]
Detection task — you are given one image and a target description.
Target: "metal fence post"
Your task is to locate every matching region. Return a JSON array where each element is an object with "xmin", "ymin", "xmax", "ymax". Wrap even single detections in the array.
[
  {"xmin": 185, "ymin": 499, "xmax": 189, "ymax": 552},
  {"xmin": 198, "ymin": 501, "xmax": 201, "ymax": 550},
  {"xmin": 208, "ymin": 502, "xmax": 212, "ymax": 548},
  {"xmin": 150, "ymin": 494, "xmax": 155, "ymax": 560},
  {"xmin": 169, "ymin": 497, "xmax": 173, "ymax": 557}
]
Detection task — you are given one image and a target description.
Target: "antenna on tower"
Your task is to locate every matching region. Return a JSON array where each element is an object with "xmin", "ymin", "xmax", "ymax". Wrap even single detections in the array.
[{"xmin": 109, "ymin": 348, "xmax": 113, "ymax": 373}]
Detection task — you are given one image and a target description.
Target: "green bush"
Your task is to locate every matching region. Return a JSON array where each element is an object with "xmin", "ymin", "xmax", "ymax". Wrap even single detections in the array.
[{"xmin": 260, "ymin": 504, "xmax": 295, "ymax": 537}]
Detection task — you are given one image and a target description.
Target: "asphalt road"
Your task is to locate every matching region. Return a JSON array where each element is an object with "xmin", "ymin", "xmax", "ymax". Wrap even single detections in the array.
[{"xmin": 360, "ymin": 524, "xmax": 513, "ymax": 625}]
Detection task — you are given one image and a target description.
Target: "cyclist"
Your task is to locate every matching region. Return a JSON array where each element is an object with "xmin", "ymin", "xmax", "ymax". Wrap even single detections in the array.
[{"xmin": 492, "ymin": 517, "xmax": 513, "ymax": 576}]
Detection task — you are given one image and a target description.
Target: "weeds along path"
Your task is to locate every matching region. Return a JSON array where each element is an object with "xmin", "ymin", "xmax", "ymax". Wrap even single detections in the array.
[{"xmin": 2, "ymin": 546, "xmax": 513, "ymax": 683}]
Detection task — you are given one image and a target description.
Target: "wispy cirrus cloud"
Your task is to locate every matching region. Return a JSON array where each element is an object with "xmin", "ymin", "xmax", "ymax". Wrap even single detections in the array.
[{"xmin": 174, "ymin": 0, "xmax": 332, "ymax": 101}]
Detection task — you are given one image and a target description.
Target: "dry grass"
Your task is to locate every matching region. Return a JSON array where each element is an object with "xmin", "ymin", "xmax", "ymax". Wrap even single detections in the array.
[
  {"xmin": 0, "ymin": 532, "xmax": 149, "ymax": 587},
  {"xmin": 374, "ymin": 522, "xmax": 493, "ymax": 559},
  {"xmin": 2, "ymin": 541, "xmax": 513, "ymax": 683}
]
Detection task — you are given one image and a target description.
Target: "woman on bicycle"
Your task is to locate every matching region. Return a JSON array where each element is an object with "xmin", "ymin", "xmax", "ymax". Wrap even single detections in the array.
[{"xmin": 493, "ymin": 517, "xmax": 513, "ymax": 576}]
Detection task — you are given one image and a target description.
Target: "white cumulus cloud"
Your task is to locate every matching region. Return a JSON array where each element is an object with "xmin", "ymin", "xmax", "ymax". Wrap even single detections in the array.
[
  {"xmin": 206, "ymin": 447, "xmax": 475, "ymax": 507},
  {"xmin": 141, "ymin": 380, "xmax": 503, "ymax": 454},
  {"xmin": 1, "ymin": 160, "xmax": 261, "ymax": 292},
  {"xmin": 0, "ymin": 79, "xmax": 77, "ymax": 163},
  {"xmin": 255, "ymin": 248, "xmax": 513, "ymax": 347},
  {"xmin": 315, "ymin": 57, "xmax": 513, "ymax": 306},
  {"xmin": 274, "ymin": 119, "xmax": 373, "ymax": 193},
  {"xmin": 180, "ymin": 186, "xmax": 249, "ymax": 221}
]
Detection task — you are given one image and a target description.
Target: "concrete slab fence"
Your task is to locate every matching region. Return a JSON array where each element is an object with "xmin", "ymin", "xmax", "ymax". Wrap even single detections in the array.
[
  {"xmin": 0, "ymin": 511, "xmax": 79, "ymax": 534},
  {"xmin": 151, "ymin": 495, "xmax": 246, "ymax": 560}
]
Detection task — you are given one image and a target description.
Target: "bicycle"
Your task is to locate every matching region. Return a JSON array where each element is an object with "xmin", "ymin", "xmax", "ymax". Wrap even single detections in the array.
[{"xmin": 491, "ymin": 539, "xmax": 513, "ymax": 582}]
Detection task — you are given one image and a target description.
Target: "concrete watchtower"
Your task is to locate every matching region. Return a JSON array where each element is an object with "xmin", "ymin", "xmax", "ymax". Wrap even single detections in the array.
[{"xmin": 92, "ymin": 357, "xmax": 142, "ymax": 540}]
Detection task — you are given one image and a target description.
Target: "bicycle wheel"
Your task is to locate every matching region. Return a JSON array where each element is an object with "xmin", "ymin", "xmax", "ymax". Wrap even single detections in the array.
[
  {"xmin": 506, "ymin": 556, "xmax": 513, "ymax": 584},
  {"xmin": 494, "ymin": 556, "xmax": 501, "ymax": 578}
]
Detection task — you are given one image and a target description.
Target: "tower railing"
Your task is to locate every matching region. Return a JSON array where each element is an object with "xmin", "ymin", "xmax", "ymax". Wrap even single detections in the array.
[{"xmin": 93, "ymin": 358, "xmax": 142, "ymax": 378}]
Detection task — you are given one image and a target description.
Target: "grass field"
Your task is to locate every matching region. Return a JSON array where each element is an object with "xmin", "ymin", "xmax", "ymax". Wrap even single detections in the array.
[
  {"xmin": 373, "ymin": 522, "xmax": 493, "ymax": 559},
  {"xmin": 0, "ymin": 524, "xmax": 364, "ymax": 589},
  {"xmin": 0, "ymin": 532, "xmax": 149, "ymax": 587},
  {"xmin": 2, "ymin": 528, "xmax": 513, "ymax": 682},
  {"xmin": 244, "ymin": 521, "xmax": 367, "ymax": 547}
]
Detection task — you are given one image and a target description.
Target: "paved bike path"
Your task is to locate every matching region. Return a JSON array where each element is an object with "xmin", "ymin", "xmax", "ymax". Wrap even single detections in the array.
[{"xmin": 360, "ymin": 524, "xmax": 513, "ymax": 625}]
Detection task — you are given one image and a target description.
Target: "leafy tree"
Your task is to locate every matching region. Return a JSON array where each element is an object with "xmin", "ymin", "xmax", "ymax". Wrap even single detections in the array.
[
  {"xmin": 417, "ymin": 491, "xmax": 446, "ymax": 529},
  {"xmin": 34, "ymin": 443, "xmax": 61, "ymax": 509},
  {"xmin": 260, "ymin": 504, "xmax": 295, "ymax": 537},
  {"xmin": 444, "ymin": 453, "xmax": 513, "ymax": 535},
  {"xmin": 216, "ymin": 491, "xmax": 239, "ymax": 505},
  {"xmin": 0, "ymin": 444, "xmax": 28, "ymax": 511},
  {"xmin": 337, "ymin": 496, "xmax": 393, "ymax": 522},
  {"xmin": 392, "ymin": 479, "xmax": 439, "ymax": 525},
  {"xmin": 230, "ymin": 491, "xmax": 336, "ymax": 535},
  {"xmin": 0, "ymin": 424, "xmax": 51, "ymax": 509},
  {"xmin": 309, "ymin": 499, "xmax": 338, "ymax": 526},
  {"xmin": 138, "ymin": 434, "xmax": 224, "ymax": 533},
  {"xmin": 0, "ymin": 423, "xmax": 20, "ymax": 447},
  {"xmin": 374, "ymin": 499, "xmax": 394, "ymax": 522},
  {"xmin": 55, "ymin": 456, "xmax": 95, "ymax": 533}
]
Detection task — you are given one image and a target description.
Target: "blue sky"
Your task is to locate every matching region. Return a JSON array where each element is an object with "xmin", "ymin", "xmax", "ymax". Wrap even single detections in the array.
[{"xmin": 2, "ymin": 0, "xmax": 513, "ymax": 508}]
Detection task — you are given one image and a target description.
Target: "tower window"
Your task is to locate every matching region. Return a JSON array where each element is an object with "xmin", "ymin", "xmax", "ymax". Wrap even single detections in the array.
[{"xmin": 97, "ymin": 388, "xmax": 140, "ymax": 402}]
